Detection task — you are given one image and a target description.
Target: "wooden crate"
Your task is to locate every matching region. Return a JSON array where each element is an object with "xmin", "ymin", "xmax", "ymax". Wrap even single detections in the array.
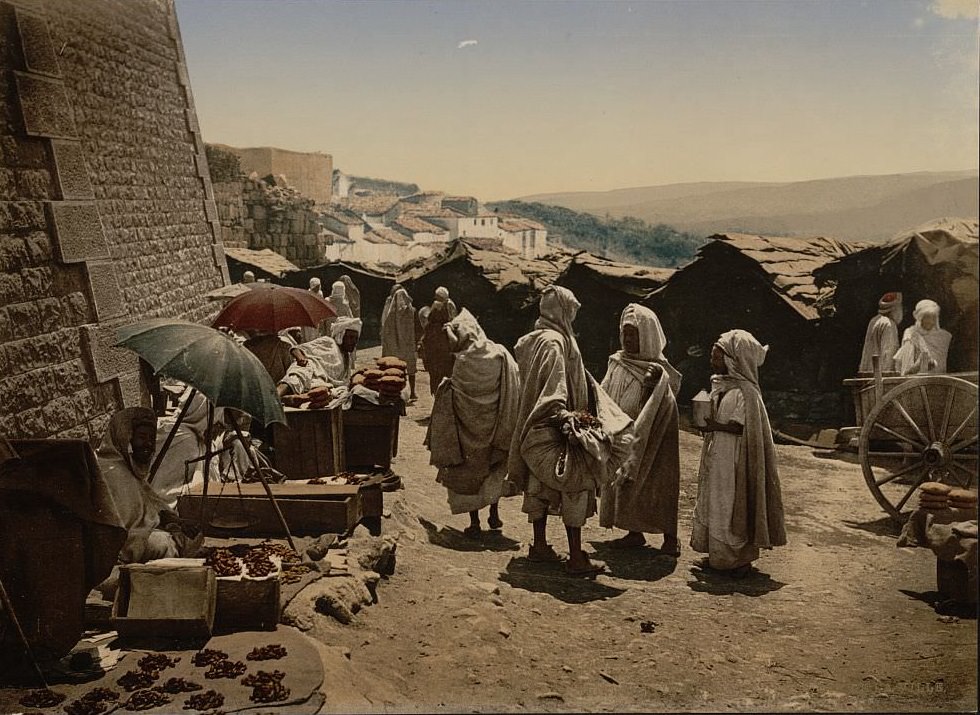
[
  {"xmin": 272, "ymin": 407, "xmax": 345, "ymax": 479},
  {"xmin": 215, "ymin": 577, "xmax": 280, "ymax": 632},
  {"xmin": 111, "ymin": 560, "xmax": 216, "ymax": 640},
  {"xmin": 342, "ymin": 402, "xmax": 401, "ymax": 469},
  {"xmin": 178, "ymin": 483, "xmax": 363, "ymax": 536}
]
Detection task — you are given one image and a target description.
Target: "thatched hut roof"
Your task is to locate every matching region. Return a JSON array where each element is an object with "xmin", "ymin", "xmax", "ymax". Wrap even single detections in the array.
[{"xmin": 224, "ymin": 247, "xmax": 300, "ymax": 282}]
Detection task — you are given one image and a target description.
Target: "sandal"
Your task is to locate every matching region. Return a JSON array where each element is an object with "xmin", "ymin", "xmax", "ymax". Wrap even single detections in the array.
[{"xmin": 527, "ymin": 544, "xmax": 563, "ymax": 563}]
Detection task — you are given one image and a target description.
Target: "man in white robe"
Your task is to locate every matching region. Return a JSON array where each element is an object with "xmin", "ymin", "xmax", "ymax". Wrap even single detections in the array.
[
  {"xmin": 97, "ymin": 408, "xmax": 200, "ymax": 563},
  {"xmin": 278, "ymin": 334, "xmax": 350, "ymax": 401},
  {"xmin": 859, "ymin": 292, "xmax": 903, "ymax": 373},
  {"xmin": 894, "ymin": 299, "xmax": 952, "ymax": 375},
  {"xmin": 599, "ymin": 304, "xmax": 682, "ymax": 556},
  {"xmin": 381, "ymin": 285, "xmax": 419, "ymax": 400},
  {"xmin": 426, "ymin": 310, "xmax": 520, "ymax": 537},
  {"xmin": 691, "ymin": 330, "xmax": 787, "ymax": 576},
  {"xmin": 330, "ymin": 316, "xmax": 363, "ymax": 382},
  {"xmin": 507, "ymin": 286, "xmax": 633, "ymax": 577}
]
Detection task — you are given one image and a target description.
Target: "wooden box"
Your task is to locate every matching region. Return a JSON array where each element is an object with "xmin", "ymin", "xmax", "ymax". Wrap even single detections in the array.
[
  {"xmin": 273, "ymin": 407, "xmax": 345, "ymax": 479},
  {"xmin": 215, "ymin": 576, "xmax": 281, "ymax": 632},
  {"xmin": 111, "ymin": 560, "xmax": 216, "ymax": 640},
  {"xmin": 178, "ymin": 483, "xmax": 363, "ymax": 536},
  {"xmin": 342, "ymin": 402, "xmax": 401, "ymax": 469}
]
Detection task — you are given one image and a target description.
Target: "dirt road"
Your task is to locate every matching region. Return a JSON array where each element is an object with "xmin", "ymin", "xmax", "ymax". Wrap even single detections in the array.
[{"xmin": 313, "ymin": 352, "xmax": 977, "ymax": 713}]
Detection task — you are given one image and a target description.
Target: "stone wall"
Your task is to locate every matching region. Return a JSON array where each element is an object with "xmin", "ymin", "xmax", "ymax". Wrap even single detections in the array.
[
  {"xmin": 213, "ymin": 174, "xmax": 330, "ymax": 267},
  {"xmin": 0, "ymin": 0, "xmax": 226, "ymax": 443},
  {"xmin": 213, "ymin": 144, "xmax": 333, "ymax": 205}
]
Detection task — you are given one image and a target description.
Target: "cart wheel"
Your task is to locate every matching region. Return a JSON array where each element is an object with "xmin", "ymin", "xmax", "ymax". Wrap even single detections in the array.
[{"xmin": 859, "ymin": 376, "xmax": 978, "ymax": 522}]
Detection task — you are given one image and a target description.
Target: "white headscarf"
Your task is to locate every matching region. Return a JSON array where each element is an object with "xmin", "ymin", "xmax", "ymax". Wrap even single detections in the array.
[
  {"xmin": 330, "ymin": 316, "xmax": 363, "ymax": 343},
  {"xmin": 309, "ymin": 277, "xmax": 323, "ymax": 298},
  {"xmin": 713, "ymin": 329, "xmax": 769, "ymax": 389},
  {"xmin": 435, "ymin": 286, "xmax": 450, "ymax": 301},
  {"xmin": 535, "ymin": 285, "xmax": 588, "ymax": 408},
  {"xmin": 913, "ymin": 299, "xmax": 941, "ymax": 327},
  {"xmin": 894, "ymin": 299, "xmax": 952, "ymax": 375},
  {"xmin": 607, "ymin": 303, "xmax": 682, "ymax": 398}
]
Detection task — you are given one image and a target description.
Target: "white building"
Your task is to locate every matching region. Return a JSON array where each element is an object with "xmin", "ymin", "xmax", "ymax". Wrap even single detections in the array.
[{"xmin": 498, "ymin": 216, "xmax": 549, "ymax": 258}]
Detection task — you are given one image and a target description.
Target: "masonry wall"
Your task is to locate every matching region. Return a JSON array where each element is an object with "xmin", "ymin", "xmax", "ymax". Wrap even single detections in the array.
[
  {"xmin": 213, "ymin": 175, "xmax": 329, "ymax": 267},
  {"xmin": 219, "ymin": 145, "xmax": 333, "ymax": 205},
  {"xmin": 0, "ymin": 0, "xmax": 226, "ymax": 443}
]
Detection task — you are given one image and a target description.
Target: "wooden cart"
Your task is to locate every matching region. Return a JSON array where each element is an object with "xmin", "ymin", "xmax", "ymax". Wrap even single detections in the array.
[{"xmin": 843, "ymin": 362, "xmax": 978, "ymax": 522}]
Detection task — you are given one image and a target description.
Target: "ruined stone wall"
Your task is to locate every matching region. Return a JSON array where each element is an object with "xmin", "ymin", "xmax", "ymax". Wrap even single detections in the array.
[
  {"xmin": 215, "ymin": 145, "xmax": 333, "ymax": 205},
  {"xmin": 213, "ymin": 174, "xmax": 329, "ymax": 267},
  {"xmin": 0, "ymin": 0, "xmax": 226, "ymax": 442}
]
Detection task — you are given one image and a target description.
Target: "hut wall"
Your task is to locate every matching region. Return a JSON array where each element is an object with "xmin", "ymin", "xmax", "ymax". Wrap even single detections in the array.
[
  {"xmin": 646, "ymin": 258, "xmax": 842, "ymax": 423},
  {"xmin": 402, "ymin": 261, "xmax": 537, "ymax": 352},
  {"xmin": 555, "ymin": 265, "xmax": 649, "ymax": 380}
]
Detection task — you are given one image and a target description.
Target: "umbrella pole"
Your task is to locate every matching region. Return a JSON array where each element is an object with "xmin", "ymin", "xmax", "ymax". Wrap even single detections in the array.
[
  {"xmin": 147, "ymin": 387, "xmax": 198, "ymax": 484},
  {"xmin": 230, "ymin": 422, "xmax": 297, "ymax": 552},
  {"xmin": 199, "ymin": 404, "xmax": 216, "ymax": 539}
]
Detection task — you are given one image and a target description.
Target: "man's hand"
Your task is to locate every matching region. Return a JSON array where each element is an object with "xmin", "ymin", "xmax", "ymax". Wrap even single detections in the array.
[
  {"xmin": 642, "ymin": 364, "xmax": 663, "ymax": 389},
  {"xmin": 291, "ymin": 348, "xmax": 308, "ymax": 367}
]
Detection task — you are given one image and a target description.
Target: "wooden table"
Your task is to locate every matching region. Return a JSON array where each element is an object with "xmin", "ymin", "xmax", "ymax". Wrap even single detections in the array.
[{"xmin": 342, "ymin": 399, "xmax": 403, "ymax": 470}]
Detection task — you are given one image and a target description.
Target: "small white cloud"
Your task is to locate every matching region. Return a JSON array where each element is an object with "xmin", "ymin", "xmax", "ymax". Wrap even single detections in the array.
[
  {"xmin": 929, "ymin": 0, "xmax": 979, "ymax": 19},
  {"xmin": 457, "ymin": 39, "xmax": 478, "ymax": 50},
  {"xmin": 912, "ymin": 16, "xmax": 925, "ymax": 28}
]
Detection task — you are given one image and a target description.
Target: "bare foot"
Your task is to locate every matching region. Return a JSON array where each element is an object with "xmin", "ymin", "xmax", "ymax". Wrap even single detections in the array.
[
  {"xmin": 566, "ymin": 551, "xmax": 605, "ymax": 577},
  {"xmin": 528, "ymin": 543, "xmax": 563, "ymax": 562}
]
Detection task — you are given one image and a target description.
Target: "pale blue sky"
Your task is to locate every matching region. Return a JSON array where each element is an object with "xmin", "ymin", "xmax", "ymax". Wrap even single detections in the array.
[{"xmin": 176, "ymin": 0, "xmax": 979, "ymax": 199}]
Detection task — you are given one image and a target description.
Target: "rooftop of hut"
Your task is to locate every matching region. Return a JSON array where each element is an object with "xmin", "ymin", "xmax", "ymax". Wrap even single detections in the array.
[
  {"xmin": 690, "ymin": 233, "xmax": 870, "ymax": 320},
  {"xmin": 398, "ymin": 239, "xmax": 569, "ymax": 289},
  {"xmin": 391, "ymin": 215, "xmax": 447, "ymax": 234},
  {"xmin": 562, "ymin": 252, "xmax": 676, "ymax": 298},
  {"xmin": 224, "ymin": 247, "xmax": 301, "ymax": 278}
]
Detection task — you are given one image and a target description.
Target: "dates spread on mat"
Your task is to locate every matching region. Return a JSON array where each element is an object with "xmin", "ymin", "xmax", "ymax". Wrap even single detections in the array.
[
  {"xmin": 183, "ymin": 690, "xmax": 225, "ymax": 711},
  {"xmin": 204, "ymin": 659, "xmax": 247, "ymax": 680},
  {"xmin": 19, "ymin": 689, "xmax": 66, "ymax": 708},
  {"xmin": 154, "ymin": 677, "xmax": 202, "ymax": 694},
  {"xmin": 246, "ymin": 644, "xmax": 288, "ymax": 661},
  {"xmin": 117, "ymin": 669, "xmax": 157, "ymax": 692},
  {"xmin": 192, "ymin": 649, "xmax": 228, "ymax": 667},
  {"xmin": 122, "ymin": 689, "xmax": 171, "ymax": 711}
]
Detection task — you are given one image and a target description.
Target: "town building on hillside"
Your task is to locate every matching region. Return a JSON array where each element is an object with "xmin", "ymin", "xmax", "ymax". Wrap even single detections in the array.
[
  {"xmin": 498, "ymin": 216, "xmax": 549, "ymax": 258},
  {"xmin": 646, "ymin": 233, "xmax": 866, "ymax": 423},
  {"xmin": 391, "ymin": 215, "xmax": 450, "ymax": 243},
  {"xmin": 422, "ymin": 207, "xmax": 500, "ymax": 241},
  {"xmin": 556, "ymin": 254, "xmax": 674, "ymax": 378},
  {"xmin": 442, "ymin": 195, "xmax": 480, "ymax": 216},
  {"xmin": 335, "ymin": 194, "xmax": 402, "ymax": 226},
  {"xmin": 321, "ymin": 207, "xmax": 367, "ymax": 241}
]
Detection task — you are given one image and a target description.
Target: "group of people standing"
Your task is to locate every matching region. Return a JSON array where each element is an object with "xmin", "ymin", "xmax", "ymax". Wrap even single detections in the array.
[
  {"xmin": 411, "ymin": 284, "xmax": 787, "ymax": 580},
  {"xmin": 859, "ymin": 292, "xmax": 953, "ymax": 376}
]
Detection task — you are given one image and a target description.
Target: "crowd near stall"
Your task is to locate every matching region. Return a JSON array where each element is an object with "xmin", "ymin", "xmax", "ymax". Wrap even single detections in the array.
[{"xmin": 0, "ymin": 1, "xmax": 976, "ymax": 711}]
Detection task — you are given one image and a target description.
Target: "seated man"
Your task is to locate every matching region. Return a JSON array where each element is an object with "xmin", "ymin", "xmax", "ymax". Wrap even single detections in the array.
[
  {"xmin": 96, "ymin": 408, "xmax": 201, "ymax": 563},
  {"xmin": 330, "ymin": 316, "xmax": 363, "ymax": 382},
  {"xmin": 277, "ymin": 335, "xmax": 349, "ymax": 405}
]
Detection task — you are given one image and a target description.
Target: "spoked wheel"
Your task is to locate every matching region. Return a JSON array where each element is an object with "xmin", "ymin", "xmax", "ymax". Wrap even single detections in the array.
[{"xmin": 859, "ymin": 376, "xmax": 978, "ymax": 522}]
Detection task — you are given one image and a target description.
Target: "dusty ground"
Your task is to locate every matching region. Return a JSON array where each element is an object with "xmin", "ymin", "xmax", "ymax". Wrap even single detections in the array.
[{"xmin": 302, "ymin": 349, "xmax": 978, "ymax": 713}]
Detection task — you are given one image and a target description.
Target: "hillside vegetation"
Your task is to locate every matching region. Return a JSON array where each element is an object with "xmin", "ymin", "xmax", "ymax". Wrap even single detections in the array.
[
  {"xmin": 489, "ymin": 200, "xmax": 705, "ymax": 267},
  {"xmin": 521, "ymin": 170, "xmax": 979, "ymax": 242}
]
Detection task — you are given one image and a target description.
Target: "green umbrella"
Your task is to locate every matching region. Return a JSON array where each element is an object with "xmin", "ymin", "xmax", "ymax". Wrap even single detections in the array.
[{"xmin": 115, "ymin": 319, "xmax": 285, "ymax": 427}]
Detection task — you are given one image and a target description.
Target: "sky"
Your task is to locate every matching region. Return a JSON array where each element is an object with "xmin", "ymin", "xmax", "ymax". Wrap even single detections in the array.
[{"xmin": 176, "ymin": 0, "xmax": 980, "ymax": 200}]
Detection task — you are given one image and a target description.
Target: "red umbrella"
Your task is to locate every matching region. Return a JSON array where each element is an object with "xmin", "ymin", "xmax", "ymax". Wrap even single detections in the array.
[{"xmin": 212, "ymin": 283, "xmax": 336, "ymax": 333}]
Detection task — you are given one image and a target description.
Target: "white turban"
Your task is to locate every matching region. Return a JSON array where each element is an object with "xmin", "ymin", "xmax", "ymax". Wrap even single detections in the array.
[{"xmin": 435, "ymin": 286, "xmax": 450, "ymax": 301}]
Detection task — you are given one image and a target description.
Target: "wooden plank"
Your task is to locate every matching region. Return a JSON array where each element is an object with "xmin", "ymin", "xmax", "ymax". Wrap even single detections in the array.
[
  {"xmin": 182, "ymin": 483, "xmax": 360, "ymax": 499},
  {"xmin": 272, "ymin": 407, "xmax": 345, "ymax": 479},
  {"xmin": 215, "ymin": 577, "xmax": 280, "ymax": 633},
  {"xmin": 178, "ymin": 494, "xmax": 360, "ymax": 535}
]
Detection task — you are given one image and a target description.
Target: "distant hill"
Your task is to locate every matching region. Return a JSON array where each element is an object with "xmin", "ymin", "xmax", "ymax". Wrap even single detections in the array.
[
  {"xmin": 488, "ymin": 200, "xmax": 705, "ymax": 268},
  {"xmin": 520, "ymin": 171, "xmax": 979, "ymax": 241}
]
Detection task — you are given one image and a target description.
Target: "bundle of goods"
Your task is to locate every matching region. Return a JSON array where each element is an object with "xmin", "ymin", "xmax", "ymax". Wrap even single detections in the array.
[
  {"xmin": 948, "ymin": 488, "xmax": 978, "ymax": 512},
  {"xmin": 350, "ymin": 358, "xmax": 407, "ymax": 401},
  {"xmin": 918, "ymin": 482, "xmax": 951, "ymax": 511}
]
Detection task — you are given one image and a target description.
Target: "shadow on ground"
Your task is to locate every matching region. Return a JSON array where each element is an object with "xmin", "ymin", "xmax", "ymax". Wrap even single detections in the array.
[
  {"xmin": 687, "ymin": 563, "xmax": 787, "ymax": 597},
  {"xmin": 500, "ymin": 557, "xmax": 627, "ymax": 604},
  {"xmin": 900, "ymin": 589, "xmax": 979, "ymax": 620},
  {"xmin": 587, "ymin": 540, "xmax": 678, "ymax": 582},
  {"xmin": 418, "ymin": 517, "xmax": 521, "ymax": 553},
  {"xmin": 843, "ymin": 516, "xmax": 903, "ymax": 538}
]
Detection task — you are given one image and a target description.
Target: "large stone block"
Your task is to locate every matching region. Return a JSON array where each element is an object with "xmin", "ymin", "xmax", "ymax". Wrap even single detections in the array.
[
  {"xmin": 50, "ymin": 139, "xmax": 94, "ymax": 200},
  {"xmin": 211, "ymin": 242, "xmax": 226, "ymax": 267},
  {"xmin": 15, "ymin": 10, "xmax": 62, "ymax": 78},
  {"xmin": 115, "ymin": 370, "xmax": 145, "ymax": 408},
  {"xmin": 85, "ymin": 260, "xmax": 127, "ymax": 321},
  {"xmin": 80, "ymin": 321, "xmax": 138, "ymax": 384},
  {"xmin": 47, "ymin": 201, "xmax": 109, "ymax": 263},
  {"xmin": 14, "ymin": 72, "xmax": 77, "ymax": 139}
]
